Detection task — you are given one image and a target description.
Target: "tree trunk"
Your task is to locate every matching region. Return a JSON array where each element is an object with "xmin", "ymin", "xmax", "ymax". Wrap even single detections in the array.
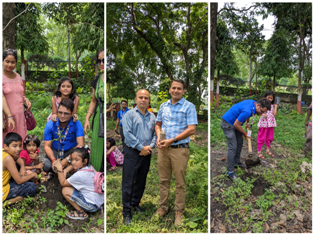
[
  {"xmin": 297, "ymin": 25, "xmax": 305, "ymax": 114},
  {"xmin": 210, "ymin": 3, "xmax": 218, "ymax": 105},
  {"xmin": 216, "ymin": 70, "xmax": 220, "ymax": 107},
  {"xmin": 75, "ymin": 50, "xmax": 81, "ymax": 78},
  {"xmin": 3, "ymin": 3, "xmax": 16, "ymax": 50},
  {"xmin": 248, "ymin": 54, "xmax": 252, "ymax": 95},
  {"xmin": 255, "ymin": 60, "xmax": 257, "ymax": 95},
  {"xmin": 273, "ymin": 74, "xmax": 276, "ymax": 93},
  {"xmin": 66, "ymin": 17, "xmax": 71, "ymax": 78}
]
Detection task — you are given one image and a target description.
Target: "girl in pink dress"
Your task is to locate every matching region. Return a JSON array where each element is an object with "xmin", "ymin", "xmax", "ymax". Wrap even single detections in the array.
[
  {"xmin": 257, "ymin": 90, "xmax": 278, "ymax": 159},
  {"xmin": 20, "ymin": 135, "xmax": 43, "ymax": 175},
  {"xmin": 3, "ymin": 49, "xmax": 31, "ymax": 144},
  {"xmin": 106, "ymin": 137, "xmax": 124, "ymax": 171}
]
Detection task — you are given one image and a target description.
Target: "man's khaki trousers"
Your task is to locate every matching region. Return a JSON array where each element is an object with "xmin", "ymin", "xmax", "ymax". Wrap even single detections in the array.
[{"xmin": 157, "ymin": 147, "xmax": 190, "ymax": 213}]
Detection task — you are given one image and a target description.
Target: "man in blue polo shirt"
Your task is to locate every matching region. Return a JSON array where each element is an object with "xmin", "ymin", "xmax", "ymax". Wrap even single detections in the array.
[
  {"xmin": 221, "ymin": 98, "xmax": 271, "ymax": 181},
  {"xmin": 114, "ymin": 100, "xmax": 129, "ymax": 153},
  {"xmin": 43, "ymin": 99, "xmax": 84, "ymax": 174}
]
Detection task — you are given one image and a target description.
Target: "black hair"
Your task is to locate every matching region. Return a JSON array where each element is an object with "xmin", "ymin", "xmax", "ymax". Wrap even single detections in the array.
[
  {"xmin": 59, "ymin": 98, "xmax": 74, "ymax": 113},
  {"xmin": 170, "ymin": 79, "xmax": 185, "ymax": 89},
  {"xmin": 106, "ymin": 137, "xmax": 116, "ymax": 149},
  {"xmin": 264, "ymin": 90, "xmax": 275, "ymax": 104},
  {"xmin": 121, "ymin": 100, "xmax": 127, "ymax": 105},
  {"xmin": 71, "ymin": 147, "xmax": 90, "ymax": 166},
  {"xmin": 257, "ymin": 98, "xmax": 271, "ymax": 111},
  {"xmin": 3, "ymin": 49, "xmax": 18, "ymax": 62},
  {"xmin": 4, "ymin": 132, "xmax": 22, "ymax": 146},
  {"xmin": 23, "ymin": 135, "xmax": 41, "ymax": 149},
  {"xmin": 54, "ymin": 77, "xmax": 77, "ymax": 101},
  {"xmin": 96, "ymin": 48, "xmax": 104, "ymax": 60}
]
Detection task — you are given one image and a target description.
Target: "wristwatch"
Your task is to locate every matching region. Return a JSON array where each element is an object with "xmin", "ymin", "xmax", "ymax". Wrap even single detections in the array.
[
  {"xmin": 66, "ymin": 157, "xmax": 71, "ymax": 163},
  {"xmin": 173, "ymin": 137, "xmax": 178, "ymax": 143}
]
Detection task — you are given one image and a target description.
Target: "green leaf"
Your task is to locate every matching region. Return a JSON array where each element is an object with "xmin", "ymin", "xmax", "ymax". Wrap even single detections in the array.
[
  {"xmin": 97, "ymin": 219, "xmax": 103, "ymax": 226},
  {"xmin": 186, "ymin": 221, "xmax": 198, "ymax": 228}
]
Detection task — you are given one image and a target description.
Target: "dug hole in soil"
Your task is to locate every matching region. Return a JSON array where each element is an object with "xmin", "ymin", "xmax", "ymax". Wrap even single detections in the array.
[
  {"xmin": 210, "ymin": 140, "xmax": 312, "ymax": 233},
  {"xmin": 4, "ymin": 139, "xmax": 104, "ymax": 233}
]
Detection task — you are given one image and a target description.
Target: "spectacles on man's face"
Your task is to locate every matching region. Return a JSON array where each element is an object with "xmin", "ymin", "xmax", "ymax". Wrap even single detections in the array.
[
  {"xmin": 5, "ymin": 49, "xmax": 17, "ymax": 53},
  {"xmin": 57, "ymin": 111, "xmax": 71, "ymax": 116},
  {"xmin": 96, "ymin": 58, "xmax": 104, "ymax": 65}
]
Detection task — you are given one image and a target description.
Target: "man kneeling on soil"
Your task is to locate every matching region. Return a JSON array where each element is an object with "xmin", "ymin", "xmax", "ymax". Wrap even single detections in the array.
[
  {"xmin": 3, "ymin": 132, "xmax": 37, "ymax": 205},
  {"xmin": 221, "ymin": 98, "xmax": 271, "ymax": 181},
  {"xmin": 43, "ymin": 99, "xmax": 84, "ymax": 175}
]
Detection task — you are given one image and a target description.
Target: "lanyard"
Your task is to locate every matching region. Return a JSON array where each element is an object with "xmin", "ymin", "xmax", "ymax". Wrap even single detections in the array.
[{"xmin": 57, "ymin": 125, "xmax": 70, "ymax": 145}]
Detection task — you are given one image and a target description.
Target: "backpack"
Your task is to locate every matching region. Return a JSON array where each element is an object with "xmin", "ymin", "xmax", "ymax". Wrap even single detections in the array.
[{"xmin": 80, "ymin": 166, "xmax": 104, "ymax": 194}]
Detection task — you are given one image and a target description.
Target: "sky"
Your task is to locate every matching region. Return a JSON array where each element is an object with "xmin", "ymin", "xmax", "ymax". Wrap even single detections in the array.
[{"xmin": 218, "ymin": 2, "xmax": 276, "ymax": 40}]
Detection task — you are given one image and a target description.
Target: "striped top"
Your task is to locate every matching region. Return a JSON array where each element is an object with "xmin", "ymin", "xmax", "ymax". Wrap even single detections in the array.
[
  {"xmin": 122, "ymin": 106, "xmax": 157, "ymax": 151},
  {"xmin": 156, "ymin": 98, "xmax": 198, "ymax": 145}
]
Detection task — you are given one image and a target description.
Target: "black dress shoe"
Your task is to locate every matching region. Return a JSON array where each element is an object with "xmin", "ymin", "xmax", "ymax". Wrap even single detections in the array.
[
  {"xmin": 124, "ymin": 216, "xmax": 131, "ymax": 226},
  {"xmin": 132, "ymin": 205, "xmax": 145, "ymax": 214}
]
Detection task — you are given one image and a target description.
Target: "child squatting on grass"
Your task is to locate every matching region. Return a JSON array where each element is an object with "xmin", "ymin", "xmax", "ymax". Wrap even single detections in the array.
[
  {"xmin": 106, "ymin": 137, "xmax": 124, "ymax": 171},
  {"xmin": 257, "ymin": 90, "xmax": 278, "ymax": 159},
  {"xmin": 54, "ymin": 147, "xmax": 104, "ymax": 220},
  {"xmin": 20, "ymin": 135, "xmax": 44, "ymax": 176},
  {"xmin": 3, "ymin": 132, "xmax": 37, "ymax": 205}
]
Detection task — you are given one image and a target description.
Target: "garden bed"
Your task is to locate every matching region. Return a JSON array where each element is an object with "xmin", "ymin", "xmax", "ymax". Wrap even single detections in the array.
[{"xmin": 210, "ymin": 140, "xmax": 312, "ymax": 233}]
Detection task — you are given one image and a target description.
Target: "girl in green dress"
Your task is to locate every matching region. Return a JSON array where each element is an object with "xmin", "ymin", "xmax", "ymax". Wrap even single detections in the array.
[{"xmin": 83, "ymin": 48, "xmax": 104, "ymax": 172}]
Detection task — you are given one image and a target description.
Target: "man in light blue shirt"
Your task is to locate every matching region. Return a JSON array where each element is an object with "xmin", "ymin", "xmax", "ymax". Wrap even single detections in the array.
[
  {"xmin": 153, "ymin": 79, "xmax": 198, "ymax": 227},
  {"xmin": 121, "ymin": 89, "xmax": 156, "ymax": 226}
]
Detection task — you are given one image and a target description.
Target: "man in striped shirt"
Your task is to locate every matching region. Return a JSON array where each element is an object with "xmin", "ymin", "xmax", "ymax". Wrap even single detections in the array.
[
  {"xmin": 121, "ymin": 89, "xmax": 157, "ymax": 226},
  {"xmin": 153, "ymin": 79, "xmax": 198, "ymax": 226}
]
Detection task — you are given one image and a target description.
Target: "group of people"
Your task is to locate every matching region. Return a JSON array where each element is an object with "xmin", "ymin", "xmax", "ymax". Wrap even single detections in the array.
[
  {"xmin": 107, "ymin": 79, "xmax": 198, "ymax": 227},
  {"xmin": 221, "ymin": 90, "xmax": 312, "ymax": 181},
  {"xmin": 2, "ymin": 48, "xmax": 104, "ymax": 220}
]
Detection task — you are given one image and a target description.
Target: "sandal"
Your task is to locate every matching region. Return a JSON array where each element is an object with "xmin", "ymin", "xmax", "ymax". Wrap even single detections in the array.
[
  {"xmin": 266, "ymin": 151, "xmax": 275, "ymax": 157},
  {"xmin": 66, "ymin": 210, "xmax": 88, "ymax": 220},
  {"xmin": 258, "ymin": 152, "xmax": 265, "ymax": 159},
  {"xmin": 109, "ymin": 166, "xmax": 117, "ymax": 171}
]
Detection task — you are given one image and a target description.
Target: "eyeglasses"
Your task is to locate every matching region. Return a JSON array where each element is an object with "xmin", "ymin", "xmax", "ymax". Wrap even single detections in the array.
[
  {"xmin": 96, "ymin": 58, "xmax": 104, "ymax": 65},
  {"xmin": 57, "ymin": 111, "xmax": 71, "ymax": 116},
  {"xmin": 5, "ymin": 49, "xmax": 17, "ymax": 53}
]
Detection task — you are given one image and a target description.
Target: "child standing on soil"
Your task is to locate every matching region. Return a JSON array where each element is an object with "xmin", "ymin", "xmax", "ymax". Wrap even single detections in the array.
[
  {"xmin": 55, "ymin": 147, "xmax": 104, "ymax": 220},
  {"xmin": 106, "ymin": 137, "xmax": 124, "ymax": 171},
  {"xmin": 257, "ymin": 90, "xmax": 278, "ymax": 159},
  {"xmin": 3, "ymin": 132, "xmax": 37, "ymax": 204},
  {"xmin": 20, "ymin": 135, "xmax": 44, "ymax": 175},
  {"xmin": 47, "ymin": 77, "xmax": 79, "ymax": 122}
]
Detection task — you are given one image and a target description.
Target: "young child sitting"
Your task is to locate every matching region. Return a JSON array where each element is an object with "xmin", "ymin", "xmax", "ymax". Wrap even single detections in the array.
[
  {"xmin": 106, "ymin": 137, "xmax": 124, "ymax": 171},
  {"xmin": 20, "ymin": 135, "xmax": 44, "ymax": 175},
  {"xmin": 3, "ymin": 132, "xmax": 37, "ymax": 205},
  {"xmin": 55, "ymin": 147, "xmax": 104, "ymax": 220}
]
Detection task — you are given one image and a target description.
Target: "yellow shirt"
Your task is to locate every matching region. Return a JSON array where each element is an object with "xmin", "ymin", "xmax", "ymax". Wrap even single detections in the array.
[{"xmin": 3, "ymin": 150, "xmax": 11, "ymax": 201}]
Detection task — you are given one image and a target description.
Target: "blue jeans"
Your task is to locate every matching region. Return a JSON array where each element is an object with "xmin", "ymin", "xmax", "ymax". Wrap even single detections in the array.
[
  {"xmin": 6, "ymin": 179, "xmax": 36, "ymax": 200},
  {"xmin": 70, "ymin": 189, "xmax": 101, "ymax": 212}
]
